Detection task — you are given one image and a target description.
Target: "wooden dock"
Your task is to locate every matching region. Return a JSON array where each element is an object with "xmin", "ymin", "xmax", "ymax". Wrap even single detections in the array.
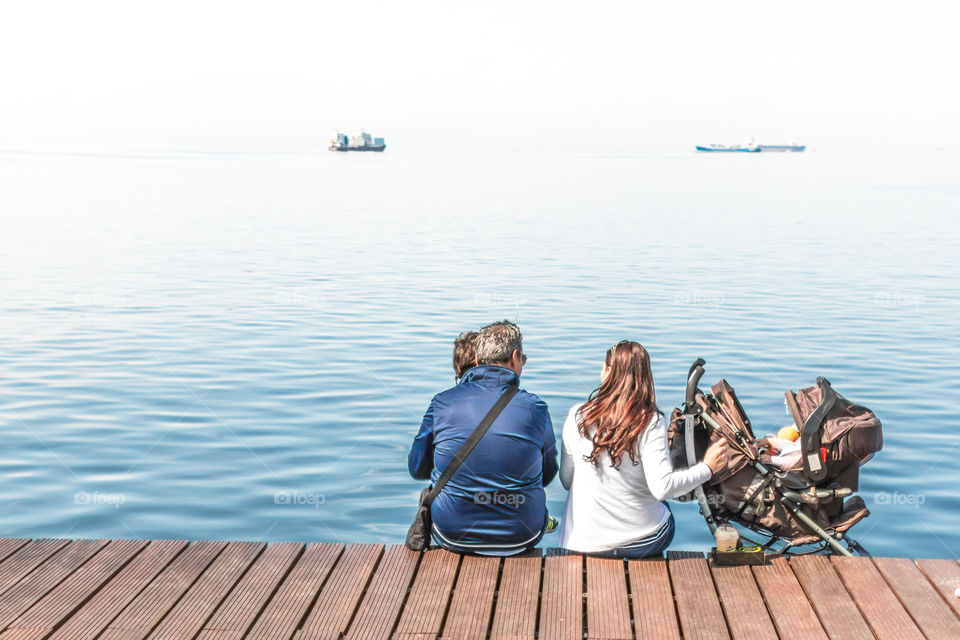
[{"xmin": 0, "ymin": 539, "xmax": 958, "ymax": 639}]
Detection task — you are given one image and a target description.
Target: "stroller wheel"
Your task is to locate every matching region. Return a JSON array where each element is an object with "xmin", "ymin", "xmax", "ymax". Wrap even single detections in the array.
[{"xmin": 844, "ymin": 537, "xmax": 871, "ymax": 557}]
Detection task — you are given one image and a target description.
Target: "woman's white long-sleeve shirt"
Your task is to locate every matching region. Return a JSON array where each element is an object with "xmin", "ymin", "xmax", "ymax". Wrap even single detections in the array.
[{"xmin": 557, "ymin": 402, "xmax": 711, "ymax": 552}]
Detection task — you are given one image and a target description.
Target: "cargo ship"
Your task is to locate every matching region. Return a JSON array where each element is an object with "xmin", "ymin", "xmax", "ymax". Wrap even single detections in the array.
[
  {"xmin": 329, "ymin": 131, "xmax": 385, "ymax": 152},
  {"xmin": 757, "ymin": 143, "xmax": 806, "ymax": 152},
  {"xmin": 696, "ymin": 143, "xmax": 760, "ymax": 153},
  {"xmin": 696, "ymin": 140, "xmax": 805, "ymax": 153}
]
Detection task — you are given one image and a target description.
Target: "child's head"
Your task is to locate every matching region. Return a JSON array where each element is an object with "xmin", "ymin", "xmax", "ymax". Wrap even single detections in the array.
[
  {"xmin": 453, "ymin": 331, "xmax": 479, "ymax": 380},
  {"xmin": 777, "ymin": 424, "xmax": 800, "ymax": 441}
]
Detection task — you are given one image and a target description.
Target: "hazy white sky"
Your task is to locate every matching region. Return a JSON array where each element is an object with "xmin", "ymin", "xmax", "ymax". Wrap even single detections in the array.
[{"xmin": 2, "ymin": 1, "xmax": 957, "ymax": 152}]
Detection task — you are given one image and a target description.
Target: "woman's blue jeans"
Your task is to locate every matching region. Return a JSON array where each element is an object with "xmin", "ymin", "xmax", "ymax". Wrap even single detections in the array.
[{"xmin": 589, "ymin": 514, "xmax": 676, "ymax": 559}]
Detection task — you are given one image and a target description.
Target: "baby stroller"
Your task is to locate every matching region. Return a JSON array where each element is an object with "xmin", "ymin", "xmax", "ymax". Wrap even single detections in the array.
[{"xmin": 667, "ymin": 359, "xmax": 883, "ymax": 556}]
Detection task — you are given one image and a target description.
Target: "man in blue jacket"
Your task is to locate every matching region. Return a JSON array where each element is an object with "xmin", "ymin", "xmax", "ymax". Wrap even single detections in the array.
[{"xmin": 408, "ymin": 320, "xmax": 558, "ymax": 555}]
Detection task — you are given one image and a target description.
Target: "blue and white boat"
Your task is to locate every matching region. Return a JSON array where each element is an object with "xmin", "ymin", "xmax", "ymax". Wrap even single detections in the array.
[
  {"xmin": 696, "ymin": 139, "xmax": 806, "ymax": 153},
  {"xmin": 757, "ymin": 143, "xmax": 806, "ymax": 152},
  {"xmin": 695, "ymin": 143, "xmax": 760, "ymax": 153}
]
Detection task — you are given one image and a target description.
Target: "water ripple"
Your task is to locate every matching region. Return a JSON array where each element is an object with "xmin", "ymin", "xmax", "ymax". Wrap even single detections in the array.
[{"xmin": 0, "ymin": 150, "xmax": 958, "ymax": 556}]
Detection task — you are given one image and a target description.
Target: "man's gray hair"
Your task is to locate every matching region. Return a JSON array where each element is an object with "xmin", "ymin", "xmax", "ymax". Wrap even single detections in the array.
[{"xmin": 476, "ymin": 320, "xmax": 523, "ymax": 365}]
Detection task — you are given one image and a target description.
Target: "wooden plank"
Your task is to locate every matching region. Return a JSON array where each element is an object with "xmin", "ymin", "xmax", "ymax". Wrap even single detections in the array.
[
  {"xmin": 393, "ymin": 548, "xmax": 461, "ymax": 640},
  {"xmin": 0, "ymin": 542, "xmax": 29, "ymax": 566},
  {"xmin": 709, "ymin": 564, "xmax": 777, "ymax": 640},
  {"xmin": 299, "ymin": 544, "xmax": 383, "ymax": 640},
  {"xmin": 196, "ymin": 542, "xmax": 304, "ymax": 639},
  {"xmin": 194, "ymin": 631, "xmax": 244, "ymax": 640},
  {"xmin": 789, "ymin": 555, "xmax": 873, "ymax": 640},
  {"xmin": 752, "ymin": 557, "xmax": 827, "ymax": 640},
  {"xmin": 585, "ymin": 556, "xmax": 631, "ymax": 640},
  {"xmin": 441, "ymin": 554, "xmax": 500, "ymax": 640},
  {"xmin": 915, "ymin": 558, "xmax": 960, "ymax": 619},
  {"xmin": 0, "ymin": 630, "xmax": 46, "ymax": 640},
  {"xmin": 539, "ymin": 550, "xmax": 582, "ymax": 640},
  {"xmin": 0, "ymin": 540, "xmax": 107, "ymax": 630},
  {"xmin": 489, "ymin": 550, "xmax": 541, "ymax": 640},
  {"xmin": 831, "ymin": 556, "xmax": 924, "ymax": 640},
  {"xmin": 21, "ymin": 538, "xmax": 960, "ymax": 640},
  {"xmin": 43, "ymin": 540, "xmax": 188, "ymax": 640},
  {"xmin": 666, "ymin": 551, "xmax": 728, "ymax": 640},
  {"xmin": 874, "ymin": 557, "xmax": 960, "ymax": 640},
  {"xmin": 628, "ymin": 557, "xmax": 680, "ymax": 640},
  {"xmin": 99, "ymin": 540, "xmax": 228, "ymax": 640},
  {"xmin": 0, "ymin": 541, "xmax": 70, "ymax": 598},
  {"xmin": 2, "ymin": 539, "xmax": 148, "ymax": 635},
  {"xmin": 244, "ymin": 542, "xmax": 343, "ymax": 640},
  {"xmin": 195, "ymin": 632, "xmax": 243, "ymax": 640},
  {"xmin": 344, "ymin": 545, "xmax": 420, "ymax": 640},
  {"xmin": 145, "ymin": 541, "xmax": 264, "ymax": 640}
]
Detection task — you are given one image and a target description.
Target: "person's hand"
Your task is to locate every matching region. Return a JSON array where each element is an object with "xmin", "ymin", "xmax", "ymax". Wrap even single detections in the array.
[{"xmin": 703, "ymin": 439, "xmax": 729, "ymax": 475}]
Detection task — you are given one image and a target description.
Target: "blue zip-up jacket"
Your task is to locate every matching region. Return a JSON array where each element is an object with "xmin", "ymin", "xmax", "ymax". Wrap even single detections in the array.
[{"xmin": 408, "ymin": 365, "xmax": 558, "ymax": 547}]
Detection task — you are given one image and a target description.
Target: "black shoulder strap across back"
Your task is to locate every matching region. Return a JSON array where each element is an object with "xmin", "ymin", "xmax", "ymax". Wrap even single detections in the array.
[{"xmin": 424, "ymin": 385, "xmax": 518, "ymax": 507}]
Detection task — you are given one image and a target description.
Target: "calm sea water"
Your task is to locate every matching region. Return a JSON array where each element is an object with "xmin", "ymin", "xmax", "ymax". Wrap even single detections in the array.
[{"xmin": 1, "ymin": 149, "xmax": 958, "ymax": 557}]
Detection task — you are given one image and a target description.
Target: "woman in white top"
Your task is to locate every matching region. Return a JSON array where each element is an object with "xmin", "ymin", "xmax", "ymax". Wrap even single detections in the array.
[{"xmin": 558, "ymin": 341, "xmax": 727, "ymax": 557}]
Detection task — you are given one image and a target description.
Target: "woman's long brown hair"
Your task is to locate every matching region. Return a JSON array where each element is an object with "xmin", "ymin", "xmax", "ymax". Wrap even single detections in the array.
[{"xmin": 578, "ymin": 341, "xmax": 660, "ymax": 467}]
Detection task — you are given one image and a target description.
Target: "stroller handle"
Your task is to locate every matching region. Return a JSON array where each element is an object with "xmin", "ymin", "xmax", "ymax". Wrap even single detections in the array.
[{"xmin": 685, "ymin": 358, "xmax": 706, "ymax": 406}]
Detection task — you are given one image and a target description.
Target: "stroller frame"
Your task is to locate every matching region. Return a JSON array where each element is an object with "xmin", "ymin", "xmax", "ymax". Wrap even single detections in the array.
[{"xmin": 680, "ymin": 359, "xmax": 868, "ymax": 557}]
